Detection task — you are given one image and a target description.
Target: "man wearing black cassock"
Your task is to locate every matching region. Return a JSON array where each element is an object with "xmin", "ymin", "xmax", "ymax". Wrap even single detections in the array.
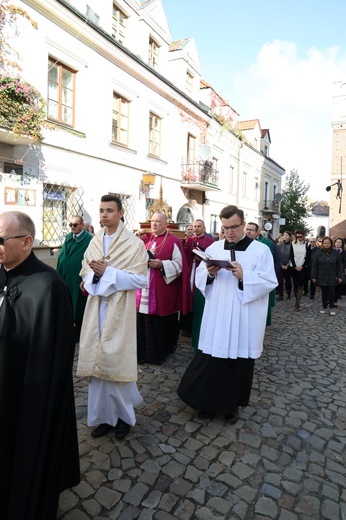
[{"xmin": 0, "ymin": 210, "xmax": 80, "ymax": 520}]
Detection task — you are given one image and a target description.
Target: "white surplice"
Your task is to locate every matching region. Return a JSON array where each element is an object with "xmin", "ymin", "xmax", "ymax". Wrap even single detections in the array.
[{"xmin": 196, "ymin": 239, "xmax": 277, "ymax": 360}]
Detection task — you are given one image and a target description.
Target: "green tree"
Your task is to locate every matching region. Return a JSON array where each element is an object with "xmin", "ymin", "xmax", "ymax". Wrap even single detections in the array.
[{"xmin": 280, "ymin": 169, "xmax": 311, "ymax": 234}]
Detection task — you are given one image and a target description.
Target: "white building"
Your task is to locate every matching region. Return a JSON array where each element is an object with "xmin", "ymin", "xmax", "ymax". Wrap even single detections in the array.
[{"xmin": 0, "ymin": 0, "xmax": 285, "ymax": 243}]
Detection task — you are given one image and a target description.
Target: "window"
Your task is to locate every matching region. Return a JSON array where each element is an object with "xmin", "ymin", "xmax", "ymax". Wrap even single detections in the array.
[
  {"xmin": 149, "ymin": 112, "xmax": 161, "ymax": 157},
  {"xmin": 229, "ymin": 165, "xmax": 234, "ymax": 193},
  {"xmin": 47, "ymin": 58, "xmax": 75, "ymax": 126},
  {"xmin": 242, "ymin": 171, "xmax": 247, "ymax": 196},
  {"xmin": 112, "ymin": 5, "xmax": 127, "ymax": 44},
  {"xmin": 264, "ymin": 180, "xmax": 269, "ymax": 207},
  {"xmin": 187, "ymin": 134, "xmax": 196, "ymax": 164},
  {"xmin": 148, "ymin": 37, "xmax": 159, "ymax": 69},
  {"xmin": 112, "ymin": 93, "xmax": 129, "ymax": 145},
  {"xmin": 186, "ymin": 72, "xmax": 193, "ymax": 94},
  {"xmin": 255, "ymin": 177, "xmax": 259, "ymax": 199}
]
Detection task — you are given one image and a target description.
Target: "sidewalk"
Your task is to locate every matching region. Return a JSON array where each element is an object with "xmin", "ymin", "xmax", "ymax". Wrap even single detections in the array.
[{"xmin": 58, "ymin": 294, "xmax": 346, "ymax": 520}]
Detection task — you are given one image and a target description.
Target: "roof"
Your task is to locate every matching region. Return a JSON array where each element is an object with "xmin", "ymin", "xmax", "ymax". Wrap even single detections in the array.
[
  {"xmin": 169, "ymin": 39, "xmax": 190, "ymax": 52},
  {"xmin": 237, "ymin": 119, "xmax": 261, "ymax": 131}
]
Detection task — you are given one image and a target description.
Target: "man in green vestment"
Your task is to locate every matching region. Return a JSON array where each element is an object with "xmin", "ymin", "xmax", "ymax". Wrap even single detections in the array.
[
  {"xmin": 57, "ymin": 215, "xmax": 92, "ymax": 342},
  {"xmin": 246, "ymin": 222, "xmax": 277, "ymax": 326}
]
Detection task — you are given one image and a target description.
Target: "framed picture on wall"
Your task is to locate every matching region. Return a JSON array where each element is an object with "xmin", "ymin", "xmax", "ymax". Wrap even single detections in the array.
[{"xmin": 4, "ymin": 187, "xmax": 17, "ymax": 205}]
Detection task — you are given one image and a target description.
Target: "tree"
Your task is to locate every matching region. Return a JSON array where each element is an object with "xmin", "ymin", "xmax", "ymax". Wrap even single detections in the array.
[{"xmin": 279, "ymin": 169, "xmax": 311, "ymax": 234}]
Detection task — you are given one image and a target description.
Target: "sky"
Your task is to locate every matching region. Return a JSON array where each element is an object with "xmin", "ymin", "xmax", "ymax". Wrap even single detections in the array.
[{"xmin": 161, "ymin": 0, "xmax": 346, "ymax": 201}]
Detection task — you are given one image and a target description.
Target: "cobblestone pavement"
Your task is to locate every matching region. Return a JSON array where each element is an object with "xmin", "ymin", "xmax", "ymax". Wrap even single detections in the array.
[{"xmin": 58, "ymin": 294, "xmax": 346, "ymax": 520}]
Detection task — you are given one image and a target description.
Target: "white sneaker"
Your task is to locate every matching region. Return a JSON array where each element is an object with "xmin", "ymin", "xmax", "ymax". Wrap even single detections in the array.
[
  {"xmin": 330, "ymin": 310, "xmax": 336, "ymax": 316},
  {"xmin": 320, "ymin": 309, "xmax": 326, "ymax": 314}
]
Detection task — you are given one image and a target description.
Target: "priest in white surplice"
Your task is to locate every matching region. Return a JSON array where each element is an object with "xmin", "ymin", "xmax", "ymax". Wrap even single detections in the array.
[
  {"xmin": 178, "ymin": 205, "xmax": 278, "ymax": 424},
  {"xmin": 77, "ymin": 195, "xmax": 148, "ymax": 439}
]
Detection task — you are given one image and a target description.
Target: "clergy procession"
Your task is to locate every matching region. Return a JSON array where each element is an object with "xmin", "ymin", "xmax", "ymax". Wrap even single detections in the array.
[{"xmin": 1, "ymin": 204, "xmax": 345, "ymax": 519}]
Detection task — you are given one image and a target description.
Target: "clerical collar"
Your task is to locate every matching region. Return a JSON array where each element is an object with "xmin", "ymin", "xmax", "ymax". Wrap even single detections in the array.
[
  {"xmin": 73, "ymin": 230, "xmax": 84, "ymax": 238},
  {"xmin": 224, "ymin": 234, "xmax": 252, "ymax": 252},
  {"xmin": 153, "ymin": 230, "xmax": 167, "ymax": 238}
]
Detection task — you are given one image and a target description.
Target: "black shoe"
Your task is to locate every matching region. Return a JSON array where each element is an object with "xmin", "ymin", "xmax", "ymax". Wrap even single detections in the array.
[
  {"xmin": 225, "ymin": 407, "xmax": 239, "ymax": 424},
  {"xmin": 309, "ymin": 295, "xmax": 314, "ymax": 299},
  {"xmin": 198, "ymin": 411, "xmax": 213, "ymax": 419},
  {"xmin": 277, "ymin": 296, "xmax": 283, "ymax": 301},
  {"xmin": 115, "ymin": 418, "xmax": 130, "ymax": 440},
  {"xmin": 287, "ymin": 294, "xmax": 291, "ymax": 300},
  {"xmin": 303, "ymin": 292, "xmax": 308, "ymax": 296},
  {"xmin": 91, "ymin": 423, "xmax": 112, "ymax": 438}
]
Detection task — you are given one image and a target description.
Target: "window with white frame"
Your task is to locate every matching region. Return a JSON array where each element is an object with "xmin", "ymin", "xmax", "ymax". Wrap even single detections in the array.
[
  {"xmin": 112, "ymin": 4, "xmax": 127, "ymax": 44},
  {"xmin": 255, "ymin": 177, "xmax": 259, "ymax": 199},
  {"xmin": 187, "ymin": 134, "xmax": 196, "ymax": 164},
  {"xmin": 186, "ymin": 71, "xmax": 193, "ymax": 94},
  {"xmin": 242, "ymin": 171, "xmax": 247, "ymax": 196},
  {"xmin": 112, "ymin": 93, "xmax": 129, "ymax": 145},
  {"xmin": 149, "ymin": 112, "xmax": 161, "ymax": 157},
  {"xmin": 47, "ymin": 57, "xmax": 75, "ymax": 126},
  {"xmin": 148, "ymin": 37, "xmax": 159, "ymax": 69},
  {"xmin": 229, "ymin": 165, "xmax": 234, "ymax": 193}
]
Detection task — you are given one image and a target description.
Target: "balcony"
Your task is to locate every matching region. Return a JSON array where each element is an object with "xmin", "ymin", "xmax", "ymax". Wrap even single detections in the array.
[
  {"xmin": 261, "ymin": 200, "xmax": 280, "ymax": 213},
  {"xmin": 181, "ymin": 161, "xmax": 219, "ymax": 192}
]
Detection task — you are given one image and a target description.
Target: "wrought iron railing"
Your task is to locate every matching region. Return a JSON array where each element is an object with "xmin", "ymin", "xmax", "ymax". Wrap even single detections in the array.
[
  {"xmin": 181, "ymin": 161, "xmax": 219, "ymax": 188},
  {"xmin": 261, "ymin": 200, "xmax": 280, "ymax": 212}
]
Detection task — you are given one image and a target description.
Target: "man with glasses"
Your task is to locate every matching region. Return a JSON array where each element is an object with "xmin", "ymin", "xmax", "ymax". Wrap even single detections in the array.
[
  {"xmin": 57, "ymin": 215, "xmax": 92, "ymax": 343},
  {"xmin": 178, "ymin": 205, "xmax": 277, "ymax": 424},
  {"xmin": 0, "ymin": 211, "xmax": 80, "ymax": 520}
]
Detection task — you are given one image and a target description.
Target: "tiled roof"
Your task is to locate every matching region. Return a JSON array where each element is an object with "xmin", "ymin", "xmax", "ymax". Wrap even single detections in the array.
[
  {"xmin": 169, "ymin": 39, "xmax": 189, "ymax": 51},
  {"xmin": 237, "ymin": 119, "xmax": 260, "ymax": 131}
]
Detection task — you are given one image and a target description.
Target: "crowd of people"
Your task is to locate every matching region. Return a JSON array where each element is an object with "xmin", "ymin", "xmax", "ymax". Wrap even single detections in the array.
[
  {"xmin": 276, "ymin": 230, "xmax": 345, "ymax": 314},
  {"xmin": 1, "ymin": 201, "xmax": 345, "ymax": 519}
]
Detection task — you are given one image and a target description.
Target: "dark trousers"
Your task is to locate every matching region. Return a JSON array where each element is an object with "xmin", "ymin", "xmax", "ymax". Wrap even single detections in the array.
[
  {"xmin": 321, "ymin": 286, "xmax": 336, "ymax": 309},
  {"xmin": 278, "ymin": 267, "xmax": 292, "ymax": 297},
  {"xmin": 309, "ymin": 279, "xmax": 316, "ymax": 298}
]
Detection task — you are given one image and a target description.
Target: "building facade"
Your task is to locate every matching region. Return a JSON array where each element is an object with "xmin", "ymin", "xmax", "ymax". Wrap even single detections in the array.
[{"xmin": 0, "ymin": 0, "xmax": 285, "ymax": 243}]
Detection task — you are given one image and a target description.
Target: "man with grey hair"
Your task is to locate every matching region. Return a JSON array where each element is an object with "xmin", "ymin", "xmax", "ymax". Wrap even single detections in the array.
[
  {"xmin": 136, "ymin": 211, "xmax": 191, "ymax": 364},
  {"xmin": 0, "ymin": 211, "xmax": 80, "ymax": 520},
  {"xmin": 57, "ymin": 214, "xmax": 92, "ymax": 342}
]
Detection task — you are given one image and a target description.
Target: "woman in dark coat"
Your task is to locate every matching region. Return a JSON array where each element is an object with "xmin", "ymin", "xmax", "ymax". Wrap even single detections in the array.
[
  {"xmin": 311, "ymin": 236, "xmax": 343, "ymax": 315},
  {"xmin": 334, "ymin": 238, "xmax": 346, "ymax": 301}
]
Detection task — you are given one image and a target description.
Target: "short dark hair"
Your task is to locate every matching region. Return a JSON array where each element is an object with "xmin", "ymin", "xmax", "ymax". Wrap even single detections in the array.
[
  {"xmin": 247, "ymin": 222, "xmax": 259, "ymax": 232},
  {"xmin": 219, "ymin": 205, "xmax": 244, "ymax": 221},
  {"xmin": 101, "ymin": 194, "xmax": 123, "ymax": 211}
]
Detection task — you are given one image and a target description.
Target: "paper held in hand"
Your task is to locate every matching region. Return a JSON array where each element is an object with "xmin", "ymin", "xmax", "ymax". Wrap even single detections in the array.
[{"xmin": 192, "ymin": 248, "xmax": 234, "ymax": 268}]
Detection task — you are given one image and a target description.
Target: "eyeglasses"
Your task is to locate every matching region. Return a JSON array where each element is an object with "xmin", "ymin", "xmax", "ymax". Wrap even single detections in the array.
[
  {"xmin": 296, "ymin": 235, "xmax": 304, "ymax": 239},
  {"xmin": 221, "ymin": 223, "xmax": 243, "ymax": 232},
  {"xmin": 0, "ymin": 235, "xmax": 27, "ymax": 245},
  {"xmin": 69, "ymin": 223, "xmax": 81, "ymax": 228}
]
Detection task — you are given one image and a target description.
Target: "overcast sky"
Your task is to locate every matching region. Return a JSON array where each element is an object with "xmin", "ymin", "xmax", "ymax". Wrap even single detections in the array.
[{"xmin": 161, "ymin": 0, "xmax": 346, "ymax": 201}]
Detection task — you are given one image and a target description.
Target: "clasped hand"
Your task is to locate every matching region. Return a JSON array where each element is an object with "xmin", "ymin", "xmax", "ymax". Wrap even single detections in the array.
[{"xmin": 89, "ymin": 259, "xmax": 108, "ymax": 276}]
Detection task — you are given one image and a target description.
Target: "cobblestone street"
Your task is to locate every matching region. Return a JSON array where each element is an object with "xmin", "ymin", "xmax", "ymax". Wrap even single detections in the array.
[{"xmin": 58, "ymin": 294, "xmax": 346, "ymax": 520}]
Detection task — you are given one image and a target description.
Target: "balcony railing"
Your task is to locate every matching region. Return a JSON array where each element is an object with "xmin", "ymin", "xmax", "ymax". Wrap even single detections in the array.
[
  {"xmin": 261, "ymin": 200, "xmax": 280, "ymax": 212},
  {"xmin": 181, "ymin": 161, "xmax": 219, "ymax": 188}
]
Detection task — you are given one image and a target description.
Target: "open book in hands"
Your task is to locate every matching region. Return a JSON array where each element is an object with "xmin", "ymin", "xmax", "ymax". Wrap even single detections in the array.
[{"xmin": 192, "ymin": 248, "xmax": 235, "ymax": 268}]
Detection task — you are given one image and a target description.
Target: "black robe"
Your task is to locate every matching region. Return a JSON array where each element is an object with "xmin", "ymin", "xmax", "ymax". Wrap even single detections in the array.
[{"xmin": 0, "ymin": 252, "xmax": 80, "ymax": 520}]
